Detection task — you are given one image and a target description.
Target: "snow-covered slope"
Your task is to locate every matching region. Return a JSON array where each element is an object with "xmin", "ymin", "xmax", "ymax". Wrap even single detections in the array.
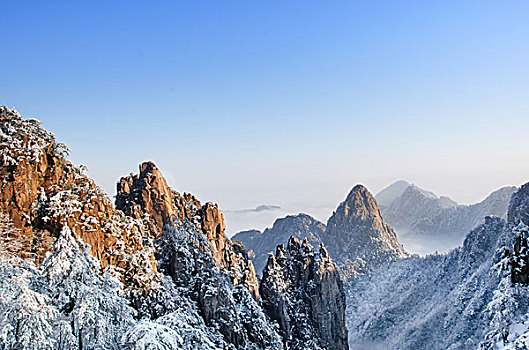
[
  {"xmin": 376, "ymin": 181, "xmax": 517, "ymax": 254},
  {"xmin": 0, "ymin": 223, "xmax": 285, "ymax": 349},
  {"xmin": 346, "ymin": 184, "xmax": 529, "ymax": 350},
  {"xmin": 375, "ymin": 180, "xmax": 410, "ymax": 208}
]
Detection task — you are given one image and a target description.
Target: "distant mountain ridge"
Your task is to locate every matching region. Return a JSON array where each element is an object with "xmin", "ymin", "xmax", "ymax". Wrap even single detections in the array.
[
  {"xmin": 375, "ymin": 181, "xmax": 517, "ymax": 254},
  {"xmin": 232, "ymin": 213, "xmax": 325, "ymax": 275}
]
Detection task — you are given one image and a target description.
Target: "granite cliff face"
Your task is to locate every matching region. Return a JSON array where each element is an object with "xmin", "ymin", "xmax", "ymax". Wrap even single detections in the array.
[
  {"xmin": 116, "ymin": 161, "xmax": 191, "ymax": 232},
  {"xmin": 260, "ymin": 236, "xmax": 348, "ymax": 350},
  {"xmin": 323, "ymin": 185, "xmax": 407, "ymax": 276},
  {"xmin": 116, "ymin": 161, "xmax": 259, "ymax": 299},
  {"xmin": 0, "ymin": 107, "xmax": 151, "ymax": 281},
  {"xmin": 232, "ymin": 213, "xmax": 325, "ymax": 275}
]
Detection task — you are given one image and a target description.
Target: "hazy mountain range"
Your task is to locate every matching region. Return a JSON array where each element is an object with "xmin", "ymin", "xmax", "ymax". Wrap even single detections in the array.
[
  {"xmin": 233, "ymin": 181, "xmax": 515, "ymax": 274},
  {"xmin": 1, "ymin": 106, "xmax": 529, "ymax": 349},
  {"xmin": 376, "ymin": 180, "xmax": 517, "ymax": 254}
]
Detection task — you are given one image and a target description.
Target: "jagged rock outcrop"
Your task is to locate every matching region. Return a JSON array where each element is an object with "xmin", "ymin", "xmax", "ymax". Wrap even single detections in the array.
[
  {"xmin": 376, "ymin": 181, "xmax": 517, "ymax": 254},
  {"xmin": 116, "ymin": 162, "xmax": 185, "ymax": 231},
  {"xmin": 116, "ymin": 161, "xmax": 259, "ymax": 298},
  {"xmin": 324, "ymin": 185, "xmax": 407, "ymax": 276},
  {"xmin": 260, "ymin": 236, "xmax": 348, "ymax": 350},
  {"xmin": 232, "ymin": 213, "xmax": 325, "ymax": 275}
]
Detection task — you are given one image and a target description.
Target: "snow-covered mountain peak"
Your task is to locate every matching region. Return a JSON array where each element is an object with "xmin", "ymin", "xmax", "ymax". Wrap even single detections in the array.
[{"xmin": 375, "ymin": 180, "xmax": 410, "ymax": 208}]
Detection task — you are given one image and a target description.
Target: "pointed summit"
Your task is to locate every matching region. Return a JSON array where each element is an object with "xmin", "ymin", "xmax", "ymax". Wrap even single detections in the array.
[
  {"xmin": 342, "ymin": 184, "xmax": 385, "ymax": 222},
  {"xmin": 323, "ymin": 185, "xmax": 407, "ymax": 275}
]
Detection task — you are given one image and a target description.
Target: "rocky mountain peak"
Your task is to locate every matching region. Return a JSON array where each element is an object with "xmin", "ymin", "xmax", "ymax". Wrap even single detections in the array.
[
  {"xmin": 324, "ymin": 185, "xmax": 407, "ymax": 274},
  {"xmin": 341, "ymin": 184, "xmax": 382, "ymax": 221},
  {"xmin": 260, "ymin": 236, "xmax": 349, "ymax": 350},
  {"xmin": 116, "ymin": 161, "xmax": 177, "ymax": 231},
  {"xmin": 116, "ymin": 161, "xmax": 259, "ymax": 298}
]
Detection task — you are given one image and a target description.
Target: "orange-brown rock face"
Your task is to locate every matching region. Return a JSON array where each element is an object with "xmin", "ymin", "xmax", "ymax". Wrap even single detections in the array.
[
  {"xmin": 115, "ymin": 161, "xmax": 259, "ymax": 298},
  {"xmin": 116, "ymin": 162, "xmax": 177, "ymax": 230},
  {"xmin": 0, "ymin": 107, "xmax": 153, "ymax": 283},
  {"xmin": 199, "ymin": 202, "xmax": 227, "ymax": 265},
  {"xmin": 324, "ymin": 184, "xmax": 408, "ymax": 277},
  {"xmin": 0, "ymin": 106, "xmax": 257, "ymax": 297}
]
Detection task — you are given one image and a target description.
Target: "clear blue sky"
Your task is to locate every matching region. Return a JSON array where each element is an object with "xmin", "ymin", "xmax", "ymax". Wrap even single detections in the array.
[{"xmin": 2, "ymin": 1, "xmax": 529, "ymax": 234}]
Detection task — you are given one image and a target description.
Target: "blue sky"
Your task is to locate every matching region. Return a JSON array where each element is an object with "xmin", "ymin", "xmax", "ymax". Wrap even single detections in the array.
[{"xmin": 2, "ymin": 1, "xmax": 529, "ymax": 234}]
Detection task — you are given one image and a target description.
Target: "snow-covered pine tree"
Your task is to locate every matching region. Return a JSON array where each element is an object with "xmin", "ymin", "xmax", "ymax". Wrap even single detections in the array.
[
  {"xmin": 39, "ymin": 225, "xmax": 135, "ymax": 349},
  {"xmin": 0, "ymin": 261, "xmax": 56, "ymax": 350}
]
